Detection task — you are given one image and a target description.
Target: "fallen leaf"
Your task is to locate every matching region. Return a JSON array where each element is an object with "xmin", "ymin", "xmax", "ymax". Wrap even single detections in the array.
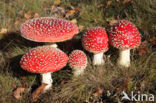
[
  {"xmin": 18, "ymin": 10, "xmax": 23, "ymax": 15},
  {"xmin": 78, "ymin": 25, "xmax": 84, "ymax": 31},
  {"xmin": 97, "ymin": 4, "xmax": 103, "ymax": 8},
  {"xmin": 30, "ymin": 83, "xmax": 47, "ymax": 102},
  {"xmin": 60, "ymin": 8, "xmax": 65, "ymax": 13},
  {"xmin": 70, "ymin": 5, "xmax": 75, "ymax": 10},
  {"xmin": 117, "ymin": 77, "xmax": 130, "ymax": 92},
  {"xmin": 61, "ymin": 80, "xmax": 65, "ymax": 86},
  {"xmin": 51, "ymin": 5, "xmax": 56, "ymax": 9},
  {"xmin": 138, "ymin": 41, "xmax": 149, "ymax": 56},
  {"xmin": 0, "ymin": 28, "xmax": 7, "ymax": 39},
  {"xmin": 24, "ymin": 10, "xmax": 33, "ymax": 19},
  {"xmin": 54, "ymin": 0, "xmax": 61, "ymax": 5},
  {"xmin": 13, "ymin": 87, "xmax": 26, "ymax": 100},
  {"xmin": 109, "ymin": 19, "xmax": 119, "ymax": 26},
  {"xmin": 0, "ymin": 28, "xmax": 7, "ymax": 34},
  {"xmin": 14, "ymin": 20, "xmax": 20, "ymax": 26},
  {"xmin": 106, "ymin": 1, "xmax": 112, "ymax": 8},
  {"xmin": 20, "ymin": 76, "xmax": 27, "ymax": 80},
  {"xmin": 93, "ymin": 88, "xmax": 103, "ymax": 97},
  {"xmin": 71, "ymin": 19, "xmax": 77, "ymax": 24},
  {"xmin": 61, "ymin": 80, "xmax": 69, "ymax": 87},
  {"xmin": 50, "ymin": 6, "xmax": 65, "ymax": 17},
  {"xmin": 149, "ymin": 37, "xmax": 156, "ymax": 45},
  {"xmin": 74, "ymin": 7, "xmax": 80, "ymax": 11},
  {"xmin": 123, "ymin": 0, "xmax": 133, "ymax": 5},
  {"xmin": 65, "ymin": 10, "xmax": 75, "ymax": 18},
  {"xmin": 34, "ymin": 13, "xmax": 39, "ymax": 18}
]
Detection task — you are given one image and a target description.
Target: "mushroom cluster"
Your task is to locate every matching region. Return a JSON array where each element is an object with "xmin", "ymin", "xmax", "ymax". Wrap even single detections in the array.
[
  {"xmin": 18, "ymin": 17, "xmax": 141, "ymax": 101},
  {"xmin": 19, "ymin": 17, "xmax": 80, "ymax": 100}
]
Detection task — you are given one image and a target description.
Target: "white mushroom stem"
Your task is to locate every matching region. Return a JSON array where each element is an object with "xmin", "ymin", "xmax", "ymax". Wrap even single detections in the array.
[
  {"xmin": 41, "ymin": 72, "xmax": 53, "ymax": 92},
  {"xmin": 93, "ymin": 52, "xmax": 104, "ymax": 65},
  {"xmin": 73, "ymin": 68, "xmax": 85, "ymax": 76},
  {"xmin": 45, "ymin": 43, "xmax": 58, "ymax": 48},
  {"xmin": 50, "ymin": 44, "xmax": 57, "ymax": 48},
  {"xmin": 117, "ymin": 49, "xmax": 130, "ymax": 67}
]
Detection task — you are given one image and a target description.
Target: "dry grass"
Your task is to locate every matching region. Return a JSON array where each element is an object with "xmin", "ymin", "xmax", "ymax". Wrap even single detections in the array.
[
  {"xmin": 49, "ymin": 51, "xmax": 156, "ymax": 103},
  {"xmin": 0, "ymin": 0, "xmax": 155, "ymax": 103}
]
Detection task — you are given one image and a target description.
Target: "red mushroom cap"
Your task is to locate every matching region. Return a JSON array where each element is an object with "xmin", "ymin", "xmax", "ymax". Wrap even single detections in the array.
[
  {"xmin": 68, "ymin": 50, "xmax": 87, "ymax": 70},
  {"xmin": 20, "ymin": 17, "xmax": 79, "ymax": 42},
  {"xmin": 20, "ymin": 46, "xmax": 68, "ymax": 73},
  {"xmin": 82, "ymin": 27, "xmax": 108, "ymax": 53},
  {"xmin": 109, "ymin": 20, "xmax": 141, "ymax": 50}
]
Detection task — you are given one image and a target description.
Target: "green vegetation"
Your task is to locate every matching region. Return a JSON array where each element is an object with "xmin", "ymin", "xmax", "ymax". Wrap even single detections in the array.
[{"xmin": 0, "ymin": 0, "xmax": 155, "ymax": 103}]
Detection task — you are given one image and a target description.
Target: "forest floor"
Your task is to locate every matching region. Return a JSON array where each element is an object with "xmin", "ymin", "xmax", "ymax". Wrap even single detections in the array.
[{"xmin": 0, "ymin": 0, "xmax": 155, "ymax": 103}]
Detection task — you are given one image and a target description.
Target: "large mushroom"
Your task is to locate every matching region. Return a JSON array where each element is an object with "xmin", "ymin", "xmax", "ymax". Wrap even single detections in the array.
[
  {"xmin": 68, "ymin": 50, "xmax": 87, "ymax": 76},
  {"xmin": 82, "ymin": 27, "xmax": 109, "ymax": 65},
  {"xmin": 20, "ymin": 17, "xmax": 79, "ymax": 48},
  {"xmin": 109, "ymin": 20, "xmax": 141, "ymax": 67},
  {"xmin": 20, "ymin": 46, "xmax": 68, "ymax": 91}
]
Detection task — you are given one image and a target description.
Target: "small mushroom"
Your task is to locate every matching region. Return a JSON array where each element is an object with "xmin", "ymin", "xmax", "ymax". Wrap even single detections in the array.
[
  {"xmin": 20, "ymin": 17, "xmax": 79, "ymax": 48},
  {"xmin": 20, "ymin": 46, "xmax": 68, "ymax": 91},
  {"xmin": 109, "ymin": 20, "xmax": 141, "ymax": 67},
  {"xmin": 68, "ymin": 50, "xmax": 87, "ymax": 76},
  {"xmin": 82, "ymin": 27, "xmax": 108, "ymax": 65}
]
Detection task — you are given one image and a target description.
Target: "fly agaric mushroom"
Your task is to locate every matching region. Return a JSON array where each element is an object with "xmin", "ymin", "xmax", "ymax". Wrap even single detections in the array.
[
  {"xmin": 68, "ymin": 50, "xmax": 87, "ymax": 76},
  {"xmin": 82, "ymin": 27, "xmax": 108, "ymax": 65},
  {"xmin": 20, "ymin": 46, "xmax": 68, "ymax": 91},
  {"xmin": 20, "ymin": 17, "xmax": 79, "ymax": 48},
  {"xmin": 109, "ymin": 20, "xmax": 141, "ymax": 67}
]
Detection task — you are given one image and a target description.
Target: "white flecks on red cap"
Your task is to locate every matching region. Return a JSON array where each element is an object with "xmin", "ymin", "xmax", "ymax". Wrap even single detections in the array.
[
  {"xmin": 82, "ymin": 27, "xmax": 109, "ymax": 53},
  {"xmin": 20, "ymin": 46, "xmax": 69, "ymax": 73},
  {"xmin": 109, "ymin": 20, "xmax": 141, "ymax": 50},
  {"xmin": 68, "ymin": 50, "xmax": 87, "ymax": 70},
  {"xmin": 20, "ymin": 17, "xmax": 79, "ymax": 42}
]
